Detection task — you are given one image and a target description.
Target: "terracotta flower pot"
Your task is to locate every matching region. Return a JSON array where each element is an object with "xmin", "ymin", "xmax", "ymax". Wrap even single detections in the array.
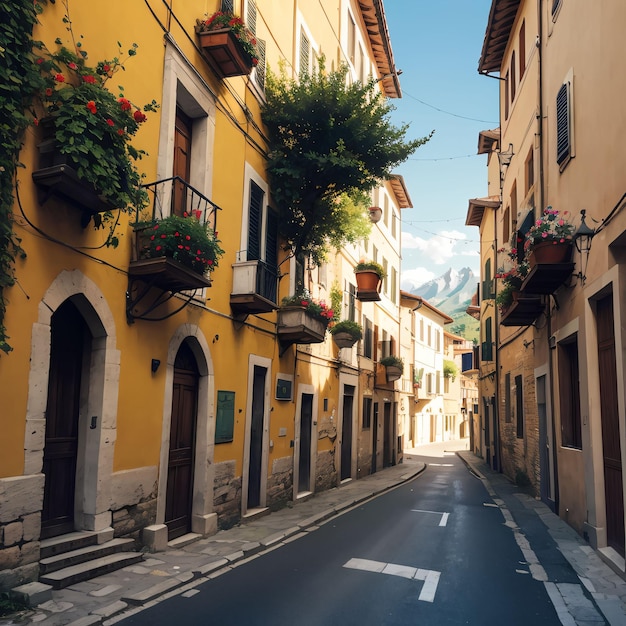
[{"xmin": 528, "ymin": 240, "xmax": 573, "ymax": 266}]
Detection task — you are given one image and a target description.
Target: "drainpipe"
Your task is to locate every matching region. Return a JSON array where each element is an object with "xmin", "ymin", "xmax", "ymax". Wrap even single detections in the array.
[{"xmin": 537, "ymin": 0, "xmax": 559, "ymax": 514}]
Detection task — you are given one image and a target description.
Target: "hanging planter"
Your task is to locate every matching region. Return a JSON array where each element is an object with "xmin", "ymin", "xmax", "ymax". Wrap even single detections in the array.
[
  {"xmin": 368, "ymin": 206, "xmax": 382, "ymax": 223},
  {"xmin": 380, "ymin": 355, "xmax": 404, "ymax": 382},
  {"xmin": 195, "ymin": 13, "xmax": 259, "ymax": 78},
  {"xmin": 354, "ymin": 260, "xmax": 385, "ymax": 302},
  {"xmin": 329, "ymin": 320, "xmax": 362, "ymax": 349},
  {"xmin": 527, "ymin": 240, "xmax": 573, "ymax": 267}
]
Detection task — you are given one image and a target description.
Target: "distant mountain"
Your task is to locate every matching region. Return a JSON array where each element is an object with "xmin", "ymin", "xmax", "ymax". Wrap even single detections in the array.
[{"xmin": 411, "ymin": 267, "xmax": 479, "ymax": 341}]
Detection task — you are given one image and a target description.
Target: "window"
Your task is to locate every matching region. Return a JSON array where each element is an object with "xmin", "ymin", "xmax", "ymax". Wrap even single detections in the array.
[
  {"xmin": 435, "ymin": 330, "xmax": 441, "ymax": 352},
  {"xmin": 525, "ymin": 148, "xmax": 534, "ymax": 195},
  {"xmin": 419, "ymin": 318, "xmax": 424, "ymax": 342},
  {"xmin": 299, "ymin": 29, "xmax": 310, "ymax": 76},
  {"xmin": 483, "ymin": 258, "xmax": 494, "ymax": 299},
  {"xmin": 510, "ymin": 51, "xmax": 517, "ymax": 102},
  {"xmin": 220, "ymin": 0, "xmax": 234, "ymax": 11},
  {"xmin": 363, "ymin": 317, "xmax": 373, "ymax": 358},
  {"xmin": 348, "ymin": 13, "xmax": 356, "ymax": 64},
  {"xmin": 556, "ymin": 81, "xmax": 572, "ymax": 166},
  {"xmin": 515, "ymin": 374, "xmax": 524, "ymax": 438},
  {"xmin": 436, "ymin": 372, "xmax": 441, "ymax": 395},
  {"xmin": 552, "ymin": 0, "xmax": 562, "ymax": 18},
  {"xmin": 559, "ymin": 339, "xmax": 582, "ymax": 448},
  {"xmin": 504, "ymin": 71, "xmax": 510, "ymax": 120},
  {"xmin": 390, "ymin": 267, "xmax": 397, "ymax": 304},
  {"xmin": 362, "ymin": 397, "xmax": 372, "ymax": 429},
  {"xmin": 391, "ymin": 211, "xmax": 397, "ymax": 239},
  {"xmin": 519, "ymin": 21, "xmax": 526, "ymax": 79},
  {"xmin": 510, "ymin": 180, "xmax": 517, "ymax": 233},
  {"xmin": 504, "ymin": 372, "xmax": 511, "ymax": 422},
  {"xmin": 427, "ymin": 325, "xmax": 431, "ymax": 347},
  {"xmin": 383, "ymin": 194, "xmax": 389, "ymax": 227},
  {"xmin": 482, "ymin": 317, "xmax": 493, "ymax": 361},
  {"xmin": 347, "ymin": 283, "xmax": 356, "ymax": 322},
  {"xmin": 503, "ymin": 206, "xmax": 510, "ymax": 245}
]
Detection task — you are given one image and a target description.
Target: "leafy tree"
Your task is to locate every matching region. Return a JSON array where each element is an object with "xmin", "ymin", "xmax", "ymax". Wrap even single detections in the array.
[{"xmin": 262, "ymin": 60, "xmax": 432, "ymax": 266}]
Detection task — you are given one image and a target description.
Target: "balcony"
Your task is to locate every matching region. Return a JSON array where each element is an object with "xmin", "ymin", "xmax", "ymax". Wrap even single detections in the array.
[
  {"xmin": 277, "ymin": 306, "xmax": 328, "ymax": 351},
  {"xmin": 230, "ymin": 257, "xmax": 278, "ymax": 315},
  {"xmin": 500, "ymin": 295, "xmax": 544, "ymax": 327},
  {"xmin": 126, "ymin": 177, "xmax": 222, "ymax": 322}
]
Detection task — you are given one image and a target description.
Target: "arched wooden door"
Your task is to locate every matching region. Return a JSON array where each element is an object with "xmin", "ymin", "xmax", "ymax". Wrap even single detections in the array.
[
  {"xmin": 42, "ymin": 300, "xmax": 90, "ymax": 539},
  {"xmin": 165, "ymin": 341, "xmax": 199, "ymax": 540}
]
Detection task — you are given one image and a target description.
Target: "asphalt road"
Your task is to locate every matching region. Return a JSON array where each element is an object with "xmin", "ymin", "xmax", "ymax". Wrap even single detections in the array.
[{"xmin": 120, "ymin": 449, "xmax": 562, "ymax": 625}]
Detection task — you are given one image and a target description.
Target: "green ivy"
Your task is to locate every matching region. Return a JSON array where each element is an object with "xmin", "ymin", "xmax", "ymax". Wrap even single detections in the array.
[{"xmin": 0, "ymin": 0, "xmax": 46, "ymax": 353}]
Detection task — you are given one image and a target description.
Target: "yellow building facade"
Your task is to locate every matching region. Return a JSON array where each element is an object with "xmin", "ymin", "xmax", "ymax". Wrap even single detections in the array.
[{"xmin": 0, "ymin": 0, "xmax": 410, "ymax": 590}]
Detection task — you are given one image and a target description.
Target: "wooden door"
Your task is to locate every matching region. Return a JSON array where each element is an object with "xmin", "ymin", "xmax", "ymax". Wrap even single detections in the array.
[
  {"xmin": 340, "ymin": 386, "xmax": 354, "ymax": 481},
  {"xmin": 383, "ymin": 402, "xmax": 392, "ymax": 467},
  {"xmin": 597, "ymin": 295, "xmax": 624, "ymax": 555},
  {"xmin": 173, "ymin": 108, "xmax": 192, "ymax": 216},
  {"xmin": 247, "ymin": 365, "xmax": 266, "ymax": 509},
  {"xmin": 165, "ymin": 342, "xmax": 198, "ymax": 540},
  {"xmin": 298, "ymin": 394, "xmax": 313, "ymax": 493},
  {"xmin": 371, "ymin": 403, "xmax": 379, "ymax": 474},
  {"xmin": 42, "ymin": 300, "xmax": 89, "ymax": 539}
]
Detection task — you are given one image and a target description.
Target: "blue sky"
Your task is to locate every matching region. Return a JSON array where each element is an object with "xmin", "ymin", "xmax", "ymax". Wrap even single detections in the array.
[{"xmin": 383, "ymin": 1, "xmax": 499, "ymax": 290}]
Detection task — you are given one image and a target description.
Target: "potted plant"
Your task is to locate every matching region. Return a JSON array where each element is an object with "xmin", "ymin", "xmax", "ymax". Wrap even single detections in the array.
[
  {"xmin": 129, "ymin": 212, "xmax": 224, "ymax": 292},
  {"xmin": 495, "ymin": 244, "xmax": 529, "ymax": 311},
  {"xmin": 354, "ymin": 260, "xmax": 385, "ymax": 301},
  {"xmin": 195, "ymin": 12, "xmax": 259, "ymax": 78},
  {"xmin": 329, "ymin": 319, "xmax": 362, "ymax": 349},
  {"xmin": 380, "ymin": 355, "xmax": 404, "ymax": 382},
  {"xmin": 524, "ymin": 206, "xmax": 575, "ymax": 265},
  {"xmin": 277, "ymin": 293, "xmax": 334, "ymax": 345},
  {"xmin": 31, "ymin": 20, "xmax": 158, "ymax": 227}
]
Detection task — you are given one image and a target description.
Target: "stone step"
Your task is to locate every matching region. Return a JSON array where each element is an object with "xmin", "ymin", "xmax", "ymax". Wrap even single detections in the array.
[
  {"xmin": 40, "ymin": 531, "xmax": 100, "ymax": 559},
  {"xmin": 40, "ymin": 538, "xmax": 136, "ymax": 574},
  {"xmin": 40, "ymin": 552, "xmax": 144, "ymax": 589}
]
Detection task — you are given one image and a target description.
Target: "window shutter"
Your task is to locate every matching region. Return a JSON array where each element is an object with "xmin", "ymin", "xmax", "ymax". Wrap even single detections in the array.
[
  {"xmin": 255, "ymin": 38, "xmax": 266, "ymax": 90},
  {"xmin": 247, "ymin": 181, "xmax": 264, "ymax": 260},
  {"xmin": 300, "ymin": 29, "xmax": 310, "ymax": 75},
  {"xmin": 246, "ymin": 0, "xmax": 257, "ymax": 35},
  {"xmin": 556, "ymin": 82, "xmax": 571, "ymax": 165},
  {"xmin": 221, "ymin": 0, "xmax": 234, "ymax": 12},
  {"xmin": 515, "ymin": 374, "xmax": 524, "ymax": 438},
  {"xmin": 265, "ymin": 207, "xmax": 278, "ymax": 269}
]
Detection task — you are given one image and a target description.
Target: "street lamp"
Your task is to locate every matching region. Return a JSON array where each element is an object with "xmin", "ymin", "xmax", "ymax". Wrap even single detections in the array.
[{"xmin": 572, "ymin": 209, "xmax": 596, "ymax": 284}]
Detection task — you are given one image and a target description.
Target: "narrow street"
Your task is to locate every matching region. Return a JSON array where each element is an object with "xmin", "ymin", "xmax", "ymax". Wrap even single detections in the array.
[{"xmin": 116, "ymin": 441, "xmax": 580, "ymax": 626}]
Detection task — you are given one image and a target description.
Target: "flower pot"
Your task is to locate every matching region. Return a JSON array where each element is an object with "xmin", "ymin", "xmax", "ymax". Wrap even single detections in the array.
[
  {"xmin": 196, "ymin": 28, "xmax": 254, "ymax": 77},
  {"xmin": 368, "ymin": 207, "xmax": 382, "ymax": 223},
  {"xmin": 385, "ymin": 365, "xmax": 403, "ymax": 382},
  {"xmin": 332, "ymin": 331, "xmax": 358, "ymax": 349},
  {"xmin": 277, "ymin": 306, "xmax": 328, "ymax": 345},
  {"xmin": 355, "ymin": 270, "xmax": 382, "ymax": 301},
  {"xmin": 528, "ymin": 240, "xmax": 573, "ymax": 267}
]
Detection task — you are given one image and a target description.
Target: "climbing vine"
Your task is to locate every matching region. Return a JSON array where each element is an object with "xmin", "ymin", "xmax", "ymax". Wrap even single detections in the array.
[{"xmin": 0, "ymin": 0, "xmax": 47, "ymax": 353}]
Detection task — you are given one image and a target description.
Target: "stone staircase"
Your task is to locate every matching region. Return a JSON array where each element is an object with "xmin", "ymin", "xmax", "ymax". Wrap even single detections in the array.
[{"xmin": 39, "ymin": 530, "xmax": 143, "ymax": 589}]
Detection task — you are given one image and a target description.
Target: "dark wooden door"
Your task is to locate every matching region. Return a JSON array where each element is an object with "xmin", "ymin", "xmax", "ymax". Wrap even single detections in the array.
[
  {"xmin": 340, "ymin": 386, "xmax": 355, "ymax": 481},
  {"xmin": 597, "ymin": 295, "xmax": 624, "ymax": 555},
  {"xmin": 383, "ymin": 402, "xmax": 393, "ymax": 468},
  {"xmin": 165, "ymin": 342, "xmax": 198, "ymax": 540},
  {"xmin": 173, "ymin": 108, "xmax": 192, "ymax": 216},
  {"xmin": 42, "ymin": 300, "xmax": 89, "ymax": 539},
  {"xmin": 248, "ymin": 366, "xmax": 266, "ymax": 509},
  {"xmin": 298, "ymin": 394, "xmax": 313, "ymax": 493},
  {"xmin": 371, "ymin": 403, "xmax": 379, "ymax": 474}
]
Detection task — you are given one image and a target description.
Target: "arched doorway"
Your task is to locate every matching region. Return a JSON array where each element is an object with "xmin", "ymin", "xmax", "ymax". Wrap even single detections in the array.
[
  {"xmin": 165, "ymin": 340, "xmax": 199, "ymax": 540},
  {"xmin": 42, "ymin": 299, "xmax": 91, "ymax": 539}
]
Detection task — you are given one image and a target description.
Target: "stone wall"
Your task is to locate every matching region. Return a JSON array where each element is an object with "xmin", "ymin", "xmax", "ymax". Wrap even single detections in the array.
[
  {"xmin": 315, "ymin": 450, "xmax": 336, "ymax": 492},
  {"xmin": 0, "ymin": 475, "xmax": 44, "ymax": 591},
  {"xmin": 267, "ymin": 456, "xmax": 293, "ymax": 511},
  {"xmin": 213, "ymin": 460, "xmax": 241, "ymax": 529}
]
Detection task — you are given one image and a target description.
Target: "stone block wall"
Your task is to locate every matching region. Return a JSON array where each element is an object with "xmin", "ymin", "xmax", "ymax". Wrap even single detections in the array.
[
  {"xmin": 213, "ymin": 460, "xmax": 241, "ymax": 529},
  {"xmin": 267, "ymin": 456, "xmax": 293, "ymax": 511}
]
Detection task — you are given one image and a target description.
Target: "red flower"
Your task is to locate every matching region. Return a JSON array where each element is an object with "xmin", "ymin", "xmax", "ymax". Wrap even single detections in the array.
[
  {"xmin": 133, "ymin": 110, "xmax": 147, "ymax": 123},
  {"xmin": 155, "ymin": 245, "xmax": 162, "ymax": 251},
  {"xmin": 174, "ymin": 231, "xmax": 180, "ymax": 237},
  {"xmin": 103, "ymin": 64, "xmax": 111, "ymax": 72},
  {"xmin": 193, "ymin": 210, "xmax": 202, "ymax": 220},
  {"xmin": 33, "ymin": 118, "xmax": 39, "ymax": 126},
  {"xmin": 86, "ymin": 101, "xmax": 97, "ymax": 114},
  {"xmin": 117, "ymin": 129, "xmax": 125, "ymax": 136},
  {"xmin": 54, "ymin": 73, "xmax": 65, "ymax": 82},
  {"xmin": 83, "ymin": 75, "xmax": 96, "ymax": 84},
  {"xmin": 207, "ymin": 260, "xmax": 213, "ymax": 266},
  {"xmin": 68, "ymin": 62, "xmax": 77, "ymax": 70},
  {"xmin": 150, "ymin": 235, "xmax": 155, "ymax": 241},
  {"xmin": 36, "ymin": 58, "xmax": 43, "ymax": 65},
  {"xmin": 160, "ymin": 234, "xmax": 166, "ymax": 239},
  {"xmin": 178, "ymin": 245, "xmax": 184, "ymax": 249},
  {"xmin": 106, "ymin": 118, "xmax": 114, "ymax": 126},
  {"xmin": 185, "ymin": 235, "xmax": 191, "ymax": 241},
  {"xmin": 118, "ymin": 98, "xmax": 131, "ymax": 111},
  {"xmin": 185, "ymin": 246, "xmax": 190, "ymax": 251}
]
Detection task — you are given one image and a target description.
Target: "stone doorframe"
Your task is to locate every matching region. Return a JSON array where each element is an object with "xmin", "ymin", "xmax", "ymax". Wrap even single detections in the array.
[
  {"xmin": 25, "ymin": 269, "xmax": 120, "ymax": 533},
  {"xmin": 154, "ymin": 324, "xmax": 217, "ymax": 540}
]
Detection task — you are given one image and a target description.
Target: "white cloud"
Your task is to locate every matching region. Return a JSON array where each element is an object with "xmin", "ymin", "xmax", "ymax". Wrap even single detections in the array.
[
  {"xmin": 401, "ymin": 229, "xmax": 468, "ymax": 265},
  {"xmin": 401, "ymin": 267, "xmax": 436, "ymax": 291}
]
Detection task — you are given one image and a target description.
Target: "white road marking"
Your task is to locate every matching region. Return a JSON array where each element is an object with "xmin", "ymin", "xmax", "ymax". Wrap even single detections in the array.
[
  {"xmin": 428, "ymin": 463, "xmax": 454, "ymax": 467},
  {"xmin": 483, "ymin": 502, "xmax": 498, "ymax": 508},
  {"xmin": 411, "ymin": 508, "xmax": 449, "ymax": 526},
  {"xmin": 343, "ymin": 558, "xmax": 441, "ymax": 603}
]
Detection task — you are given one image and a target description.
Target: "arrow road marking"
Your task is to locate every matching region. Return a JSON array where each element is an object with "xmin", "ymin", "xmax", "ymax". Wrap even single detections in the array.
[
  {"xmin": 343, "ymin": 558, "xmax": 441, "ymax": 603},
  {"xmin": 411, "ymin": 509, "xmax": 449, "ymax": 526}
]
